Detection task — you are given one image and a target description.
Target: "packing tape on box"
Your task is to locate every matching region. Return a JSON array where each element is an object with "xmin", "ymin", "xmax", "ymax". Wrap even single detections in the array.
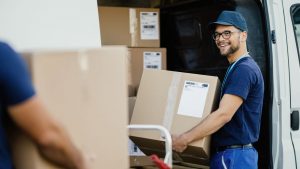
[
  {"xmin": 129, "ymin": 8, "xmax": 138, "ymax": 46},
  {"xmin": 78, "ymin": 50, "xmax": 89, "ymax": 72},
  {"xmin": 162, "ymin": 72, "xmax": 182, "ymax": 133}
]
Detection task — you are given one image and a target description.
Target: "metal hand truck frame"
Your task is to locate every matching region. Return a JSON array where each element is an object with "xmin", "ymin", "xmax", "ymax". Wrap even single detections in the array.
[{"xmin": 128, "ymin": 124, "xmax": 173, "ymax": 169}]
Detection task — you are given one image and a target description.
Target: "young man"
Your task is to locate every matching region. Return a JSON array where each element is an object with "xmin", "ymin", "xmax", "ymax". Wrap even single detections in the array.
[
  {"xmin": 0, "ymin": 41, "xmax": 88, "ymax": 169},
  {"xmin": 172, "ymin": 11, "xmax": 264, "ymax": 169}
]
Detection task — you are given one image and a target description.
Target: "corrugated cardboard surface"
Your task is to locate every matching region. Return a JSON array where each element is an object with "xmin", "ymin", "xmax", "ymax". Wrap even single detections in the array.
[
  {"xmin": 99, "ymin": 7, "xmax": 160, "ymax": 47},
  {"xmin": 129, "ymin": 156, "xmax": 154, "ymax": 167},
  {"xmin": 9, "ymin": 47, "xmax": 129, "ymax": 169},
  {"xmin": 128, "ymin": 48, "xmax": 166, "ymax": 96},
  {"xmin": 130, "ymin": 70, "xmax": 220, "ymax": 166},
  {"xmin": 128, "ymin": 97, "xmax": 137, "ymax": 122}
]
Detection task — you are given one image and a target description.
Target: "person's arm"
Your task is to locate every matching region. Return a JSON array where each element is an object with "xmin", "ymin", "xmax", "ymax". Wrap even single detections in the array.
[
  {"xmin": 172, "ymin": 94, "xmax": 243, "ymax": 152},
  {"xmin": 8, "ymin": 95, "xmax": 87, "ymax": 169}
]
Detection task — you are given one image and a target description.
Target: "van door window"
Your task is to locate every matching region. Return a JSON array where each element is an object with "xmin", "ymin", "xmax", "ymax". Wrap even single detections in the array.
[{"xmin": 292, "ymin": 6, "xmax": 300, "ymax": 54}]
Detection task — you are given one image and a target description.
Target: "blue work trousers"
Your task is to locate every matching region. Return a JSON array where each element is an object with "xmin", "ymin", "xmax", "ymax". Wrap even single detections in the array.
[{"xmin": 210, "ymin": 147, "xmax": 258, "ymax": 169}]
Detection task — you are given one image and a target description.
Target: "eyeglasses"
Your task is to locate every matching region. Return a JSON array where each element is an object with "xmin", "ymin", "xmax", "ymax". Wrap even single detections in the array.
[{"xmin": 212, "ymin": 31, "xmax": 241, "ymax": 41}]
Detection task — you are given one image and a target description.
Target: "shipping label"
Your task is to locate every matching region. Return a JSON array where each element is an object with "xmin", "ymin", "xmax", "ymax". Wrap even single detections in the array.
[
  {"xmin": 143, "ymin": 52, "xmax": 162, "ymax": 69},
  {"xmin": 140, "ymin": 12, "xmax": 159, "ymax": 40},
  {"xmin": 177, "ymin": 80, "xmax": 209, "ymax": 118}
]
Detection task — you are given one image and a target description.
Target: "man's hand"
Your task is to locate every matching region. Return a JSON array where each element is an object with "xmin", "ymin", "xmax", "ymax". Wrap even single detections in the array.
[
  {"xmin": 172, "ymin": 134, "xmax": 189, "ymax": 153},
  {"xmin": 8, "ymin": 96, "xmax": 90, "ymax": 169}
]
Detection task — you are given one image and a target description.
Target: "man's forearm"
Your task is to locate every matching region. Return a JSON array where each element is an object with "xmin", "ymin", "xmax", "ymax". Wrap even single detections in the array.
[
  {"xmin": 171, "ymin": 110, "xmax": 229, "ymax": 152},
  {"xmin": 33, "ymin": 119, "xmax": 87, "ymax": 169},
  {"xmin": 184, "ymin": 94, "xmax": 243, "ymax": 144},
  {"xmin": 38, "ymin": 138, "xmax": 84, "ymax": 169},
  {"xmin": 184, "ymin": 109, "xmax": 230, "ymax": 144},
  {"xmin": 8, "ymin": 96, "xmax": 87, "ymax": 169},
  {"xmin": 172, "ymin": 94, "xmax": 243, "ymax": 152}
]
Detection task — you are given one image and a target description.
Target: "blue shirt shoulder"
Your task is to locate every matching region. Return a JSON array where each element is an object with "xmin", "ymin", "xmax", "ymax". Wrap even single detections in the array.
[{"xmin": 0, "ymin": 42, "xmax": 35, "ymax": 105}]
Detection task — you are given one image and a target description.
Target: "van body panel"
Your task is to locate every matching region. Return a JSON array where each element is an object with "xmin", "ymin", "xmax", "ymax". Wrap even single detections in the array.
[{"xmin": 285, "ymin": 0, "xmax": 300, "ymax": 168}]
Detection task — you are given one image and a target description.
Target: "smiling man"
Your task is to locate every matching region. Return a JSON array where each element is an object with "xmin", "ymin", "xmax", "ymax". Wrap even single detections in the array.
[{"xmin": 172, "ymin": 11, "xmax": 264, "ymax": 169}]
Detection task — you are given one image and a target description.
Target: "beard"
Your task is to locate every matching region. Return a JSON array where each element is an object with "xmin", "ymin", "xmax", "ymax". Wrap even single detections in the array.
[{"xmin": 217, "ymin": 41, "xmax": 240, "ymax": 57}]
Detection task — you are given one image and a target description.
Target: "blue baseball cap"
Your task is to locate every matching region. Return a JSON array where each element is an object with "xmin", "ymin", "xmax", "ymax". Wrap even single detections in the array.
[{"xmin": 209, "ymin": 10, "xmax": 248, "ymax": 32}]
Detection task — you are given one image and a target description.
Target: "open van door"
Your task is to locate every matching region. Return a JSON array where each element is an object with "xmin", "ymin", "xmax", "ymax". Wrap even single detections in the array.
[{"xmin": 264, "ymin": 0, "xmax": 298, "ymax": 168}]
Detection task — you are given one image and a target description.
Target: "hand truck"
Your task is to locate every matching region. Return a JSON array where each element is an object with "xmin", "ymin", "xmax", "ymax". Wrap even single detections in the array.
[{"xmin": 128, "ymin": 124, "xmax": 173, "ymax": 169}]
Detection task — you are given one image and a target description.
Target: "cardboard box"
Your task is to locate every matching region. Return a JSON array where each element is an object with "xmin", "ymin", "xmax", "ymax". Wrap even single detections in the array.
[
  {"xmin": 129, "ymin": 70, "xmax": 220, "ymax": 166},
  {"xmin": 9, "ymin": 47, "xmax": 129, "ymax": 169},
  {"xmin": 128, "ymin": 48, "xmax": 166, "ymax": 96},
  {"xmin": 129, "ymin": 156, "xmax": 154, "ymax": 168},
  {"xmin": 99, "ymin": 7, "xmax": 160, "ymax": 47},
  {"xmin": 128, "ymin": 97, "xmax": 137, "ymax": 122}
]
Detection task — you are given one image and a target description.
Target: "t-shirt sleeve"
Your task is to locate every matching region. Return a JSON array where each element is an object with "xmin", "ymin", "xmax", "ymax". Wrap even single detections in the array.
[
  {"xmin": 0, "ymin": 42, "xmax": 36, "ymax": 105},
  {"xmin": 223, "ymin": 65, "xmax": 252, "ymax": 100}
]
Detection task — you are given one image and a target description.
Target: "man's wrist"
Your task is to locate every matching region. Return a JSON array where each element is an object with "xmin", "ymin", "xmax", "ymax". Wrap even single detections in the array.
[{"xmin": 182, "ymin": 132, "xmax": 193, "ymax": 145}]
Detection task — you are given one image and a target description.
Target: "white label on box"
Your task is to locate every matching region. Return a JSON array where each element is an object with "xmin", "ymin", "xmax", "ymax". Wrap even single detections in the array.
[
  {"xmin": 140, "ymin": 12, "xmax": 159, "ymax": 40},
  {"xmin": 177, "ymin": 81, "xmax": 209, "ymax": 118},
  {"xmin": 143, "ymin": 52, "xmax": 162, "ymax": 69},
  {"xmin": 128, "ymin": 139, "xmax": 145, "ymax": 156}
]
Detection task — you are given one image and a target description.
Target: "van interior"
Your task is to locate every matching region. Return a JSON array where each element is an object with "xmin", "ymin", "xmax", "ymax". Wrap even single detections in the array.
[{"xmin": 99, "ymin": 0, "xmax": 271, "ymax": 168}]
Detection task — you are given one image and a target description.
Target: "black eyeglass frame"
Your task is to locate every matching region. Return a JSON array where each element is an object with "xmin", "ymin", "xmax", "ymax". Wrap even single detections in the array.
[{"xmin": 212, "ymin": 30, "xmax": 241, "ymax": 41}]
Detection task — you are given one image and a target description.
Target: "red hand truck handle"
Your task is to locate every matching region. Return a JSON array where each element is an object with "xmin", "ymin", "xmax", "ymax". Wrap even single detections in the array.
[{"xmin": 150, "ymin": 154, "xmax": 171, "ymax": 169}]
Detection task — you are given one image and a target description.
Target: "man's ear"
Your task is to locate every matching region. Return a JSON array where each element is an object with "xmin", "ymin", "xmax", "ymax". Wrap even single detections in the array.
[{"xmin": 240, "ymin": 31, "xmax": 247, "ymax": 42}]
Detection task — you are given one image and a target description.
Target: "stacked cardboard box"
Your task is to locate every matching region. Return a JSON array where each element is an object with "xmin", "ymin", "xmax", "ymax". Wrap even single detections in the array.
[
  {"xmin": 98, "ymin": 6, "xmax": 160, "ymax": 47},
  {"xmin": 128, "ymin": 48, "xmax": 166, "ymax": 96},
  {"xmin": 8, "ymin": 47, "xmax": 129, "ymax": 169},
  {"xmin": 98, "ymin": 6, "xmax": 166, "ymax": 97},
  {"xmin": 98, "ymin": 6, "xmax": 168, "ymax": 167},
  {"xmin": 130, "ymin": 69, "xmax": 220, "ymax": 167},
  {"xmin": 127, "ymin": 49, "xmax": 167, "ymax": 160}
]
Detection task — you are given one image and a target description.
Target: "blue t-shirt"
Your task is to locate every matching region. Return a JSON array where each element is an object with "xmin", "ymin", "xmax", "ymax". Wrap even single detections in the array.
[
  {"xmin": 213, "ymin": 56, "xmax": 264, "ymax": 147},
  {"xmin": 0, "ymin": 42, "xmax": 35, "ymax": 169}
]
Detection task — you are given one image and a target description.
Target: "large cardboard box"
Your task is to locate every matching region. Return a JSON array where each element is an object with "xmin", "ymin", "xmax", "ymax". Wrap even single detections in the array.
[
  {"xmin": 130, "ymin": 70, "xmax": 220, "ymax": 166},
  {"xmin": 99, "ymin": 7, "xmax": 160, "ymax": 47},
  {"xmin": 9, "ymin": 47, "xmax": 129, "ymax": 169},
  {"xmin": 128, "ymin": 48, "xmax": 166, "ymax": 96}
]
